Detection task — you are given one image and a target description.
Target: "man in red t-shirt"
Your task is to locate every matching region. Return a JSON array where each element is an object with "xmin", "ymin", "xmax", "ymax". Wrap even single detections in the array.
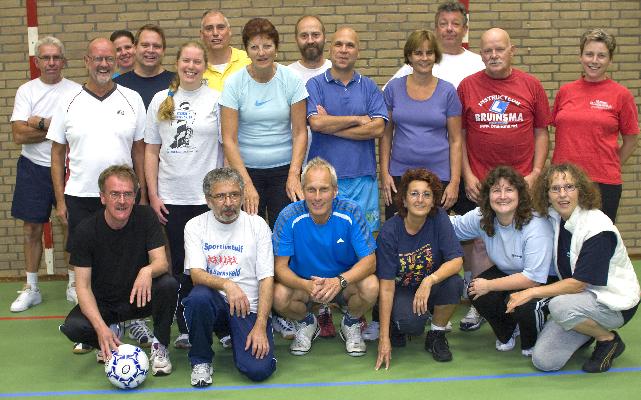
[{"xmin": 458, "ymin": 28, "xmax": 550, "ymax": 201}]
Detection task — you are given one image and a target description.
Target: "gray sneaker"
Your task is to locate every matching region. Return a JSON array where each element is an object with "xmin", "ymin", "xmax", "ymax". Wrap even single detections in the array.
[
  {"xmin": 290, "ymin": 315, "xmax": 319, "ymax": 356},
  {"xmin": 191, "ymin": 363, "xmax": 213, "ymax": 387},
  {"xmin": 128, "ymin": 320, "xmax": 154, "ymax": 347},
  {"xmin": 150, "ymin": 342, "xmax": 172, "ymax": 376},
  {"xmin": 339, "ymin": 317, "xmax": 366, "ymax": 357}
]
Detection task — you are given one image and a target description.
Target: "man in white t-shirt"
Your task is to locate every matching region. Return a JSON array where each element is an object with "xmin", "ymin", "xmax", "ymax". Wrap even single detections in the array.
[
  {"xmin": 288, "ymin": 16, "xmax": 332, "ymax": 84},
  {"xmin": 385, "ymin": 1, "xmax": 485, "ymax": 89},
  {"xmin": 47, "ymin": 37, "xmax": 146, "ymax": 270},
  {"xmin": 9, "ymin": 36, "xmax": 80, "ymax": 313},
  {"xmin": 183, "ymin": 167, "xmax": 276, "ymax": 387}
]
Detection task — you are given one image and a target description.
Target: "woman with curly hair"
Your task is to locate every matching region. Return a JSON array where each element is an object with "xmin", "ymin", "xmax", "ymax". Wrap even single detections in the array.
[
  {"xmin": 375, "ymin": 168, "xmax": 463, "ymax": 370},
  {"xmin": 450, "ymin": 166, "xmax": 555, "ymax": 356},
  {"xmin": 507, "ymin": 163, "xmax": 639, "ymax": 373}
]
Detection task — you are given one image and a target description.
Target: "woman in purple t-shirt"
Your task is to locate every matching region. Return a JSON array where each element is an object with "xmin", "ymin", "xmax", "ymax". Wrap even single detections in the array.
[{"xmin": 380, "ymin": 30, "xmax": 463, "ymax": 220}]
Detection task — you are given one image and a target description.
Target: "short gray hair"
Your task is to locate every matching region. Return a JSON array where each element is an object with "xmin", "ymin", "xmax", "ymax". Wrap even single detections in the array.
[
  {"xmin": 435, "ymin": 1, "xmax": 468, "ymax": 26},
  {"xmin": 201, "ymin": 10, "xmax": 231, "ymax": 29},
  {"xmin": 301, "ymin": 157, "xmax": 338, "ymax": 188},
  {"xmin": 203, "ymin": 167, "xmax": 244, "ymax": 197},
  {"xmin": 35, "ymin": 36, "xmax": 65, "ymax": 58}
]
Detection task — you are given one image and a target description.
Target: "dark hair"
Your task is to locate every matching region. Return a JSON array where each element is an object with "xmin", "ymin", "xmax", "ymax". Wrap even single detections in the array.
[
  {"xmin": 135, "ymin": 24, "xmax": 166, "ymax": 49},
  {"xmin": 242, "ymin": 18, "xmax": 279, "ymax": 50},
  {"xmin": 98, "ymin": 165, "xmax": 139, "ymax": 193},
  {"xmin": 533, "ymin": 163, "xmax": 602, "ymax": 216},
  {"xmin": 395, "ymin": 168, "xmax": 443, "ymax": 219},
  {"xmin": 110, "ymin": 30, "xmax": 134, "ymax": 43},
  {"xmin": 435, "ymin": 1, "xmax": 468, "ymax": 26},
  {"xmin": 403, "ymin": 30, "xmax": 443, "ymax": 65},
  {"xmin": 479, "ymin": 166, "xmax": 532, "ymax": 236},
  {"xmin": 294, "ymin": 15, "xmax": 325, "ymax": 36}
]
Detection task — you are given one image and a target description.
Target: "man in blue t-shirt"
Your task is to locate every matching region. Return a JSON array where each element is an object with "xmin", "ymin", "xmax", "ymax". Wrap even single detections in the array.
[
  {"xmin": 306, "ymin": 27, "xmax": 388, "ymax": 233},
  {"xmin": 272, "ymin": 157, "xmax": 378, "ymax": 357}
]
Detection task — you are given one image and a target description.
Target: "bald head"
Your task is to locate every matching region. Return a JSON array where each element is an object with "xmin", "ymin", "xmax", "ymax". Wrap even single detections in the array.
[
  {"xmin": 480, "ymin": 28, "xmax": 514, "ymax": 79},
  {"xmin": 329, "ymin": 26, "xmax": 360, "ymax": 74},
  {"xmin": 87, "ymin": 37, "xmax": 116, "ymax": 55},
  {"xmin": 332, "ymin": 27, "xmax": 359, "ymax": 47},
  {"xmin": 481, "ymin": 28, "xmax": 511, "ymax": 48}
]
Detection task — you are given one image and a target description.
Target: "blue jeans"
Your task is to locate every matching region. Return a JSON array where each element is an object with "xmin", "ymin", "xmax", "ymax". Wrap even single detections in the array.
[{"xmin": 183, "ymin": 285, "xmax": 276, "ymax": 382}]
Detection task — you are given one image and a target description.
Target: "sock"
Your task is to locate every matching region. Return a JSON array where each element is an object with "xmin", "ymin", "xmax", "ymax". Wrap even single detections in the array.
[
  {"xmin": 26, "ymin": 272, "xmax": 38, "ymax": 290},
  {"xmin": 68, "ymin": 269, "xmax": 75, "ymax": 285},
  {"xmin": 431, "ymin": 323, "xmax": 447, "ymax": 331},
  {"xmin": 343, "ymin": 312, "xmax": 361, "ymax": 326}
]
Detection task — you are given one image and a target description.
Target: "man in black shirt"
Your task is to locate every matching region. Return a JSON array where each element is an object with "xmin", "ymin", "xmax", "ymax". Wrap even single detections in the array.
[{"xmin": 59, "ymin": 165, "xmax": 177, "ymax": 377}]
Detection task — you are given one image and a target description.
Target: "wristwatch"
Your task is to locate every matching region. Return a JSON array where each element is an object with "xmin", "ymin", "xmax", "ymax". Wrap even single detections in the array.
[
  {"xmin": 337, "ymin": 274, "xmax": 348, "ymax": 289},
  {"xmin": 38, "ymin": 117, "xmax": 45, "ymax": 130}
]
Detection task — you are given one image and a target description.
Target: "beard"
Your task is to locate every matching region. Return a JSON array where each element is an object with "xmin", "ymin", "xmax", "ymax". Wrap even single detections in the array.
[{"xmin": 301, "ymin": 44, "xmax": 323, "ymax": 62}]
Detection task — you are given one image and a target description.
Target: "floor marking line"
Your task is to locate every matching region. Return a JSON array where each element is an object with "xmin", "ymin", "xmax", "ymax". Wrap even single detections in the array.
[
  {"xmin": 0, "ymin": 315, "xmax": 65, "ymax": 321},
  {"xmin": 2, "ymin": 366, "xmax": 641, "ymax": 398}
]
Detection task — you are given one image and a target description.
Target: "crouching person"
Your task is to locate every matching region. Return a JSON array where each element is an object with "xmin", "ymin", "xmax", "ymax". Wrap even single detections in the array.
[
  {"xmin": 59, "ymin": 165, "xmax": 177, "ymax": 376},
  {"xmin": 375, "ymin": 169, "xmax": 463, "ymax": 370},
  {"xmin": 183, "ymin": 167, "xmax": 276, "ymax": 387}
]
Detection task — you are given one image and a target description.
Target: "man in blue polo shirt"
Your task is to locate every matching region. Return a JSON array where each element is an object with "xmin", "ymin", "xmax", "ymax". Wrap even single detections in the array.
[
  {"xmin": 272, "ymin": 157, "xmax": 378, "ymax": 357},
  {"xmin": 306, "ymin": 27, "xmax": 388, "ymax": 233}
]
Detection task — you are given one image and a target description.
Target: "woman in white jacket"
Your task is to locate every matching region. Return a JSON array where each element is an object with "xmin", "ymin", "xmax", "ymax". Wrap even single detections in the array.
[{"xmin": 507, "ymin": 163, "xmax": 640, "ymax": 373}]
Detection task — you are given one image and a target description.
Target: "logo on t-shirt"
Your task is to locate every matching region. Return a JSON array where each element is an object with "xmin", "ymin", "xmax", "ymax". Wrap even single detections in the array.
[
  {"xmin": 475, "ymin": 95, "xmax": 524, "ymax": 128},
  {"xmin": 255, "ymin": 99, "xmax": 272, "ymax": 107},
  {"xmin": 336, "ymin": 238, "xmax": 345, "ymax": 244},
  {"xmin": 396, "ymin": 243, "xmax": 434, "ymax": 287},
  {"xmin": 589, "ymin": 99, "xmax": 613, "ymax": 111},
  {"xmin": 169, "ymin": 101, "xmax": 197, "ymax": 151}
]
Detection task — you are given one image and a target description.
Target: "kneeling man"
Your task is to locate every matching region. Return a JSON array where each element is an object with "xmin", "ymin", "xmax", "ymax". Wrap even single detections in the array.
[
  {"xmin": 59, "ymin": 165, "xmax": 177, "ymax": 376},
  {"xmin": 183, "ymin": 167, "xmax": 276, "ymax": 387},
  {"xmin": 272, "ymin": 157, "xmax": 378, "ymax": 356}
]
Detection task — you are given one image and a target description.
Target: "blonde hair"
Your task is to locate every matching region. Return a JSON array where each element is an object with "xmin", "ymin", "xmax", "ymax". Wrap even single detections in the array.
[{"xmin": 157, "ymin": 41, "xmax": 207, "ymax": 121}]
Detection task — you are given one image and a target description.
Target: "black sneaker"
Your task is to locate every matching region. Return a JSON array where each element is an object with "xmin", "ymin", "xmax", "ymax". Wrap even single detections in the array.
[
  {"xmin": 582, "ymin": 331, "xmax": 625, "ymax": 373},
  {"xmin": 425, "ymin": 330, "xmax": 452, "ymax": 362},
  {"xmin": 390, "ymin": 324, "xmax": 407, "ymax": 348}
]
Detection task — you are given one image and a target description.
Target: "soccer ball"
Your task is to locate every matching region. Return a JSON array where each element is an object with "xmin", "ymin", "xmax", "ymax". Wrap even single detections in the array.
[{"xmin": 105, "ymin": 344, "xmax": 149, "ymax": 389}]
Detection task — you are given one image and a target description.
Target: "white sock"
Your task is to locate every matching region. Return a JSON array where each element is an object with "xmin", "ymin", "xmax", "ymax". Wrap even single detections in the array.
[
  {"xmin": 431, "ymin": 323, "xmax": 447, "ymax": 331},
  {"xmin": 26, "ymin": 272, "xmax": 38, "ymax": 289},
  {"xmin": 68, "ymin": 269, "xmax": 75, "ymax": 285}
]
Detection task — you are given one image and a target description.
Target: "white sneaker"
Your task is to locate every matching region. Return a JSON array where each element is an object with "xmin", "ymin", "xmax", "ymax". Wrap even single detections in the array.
[
  {"xmin": 150, "ymin": 342, "xmax": 172, "ymax": 375},
  {"xmin": 272, "ymin": 316, "xmax": 296, "ymax": 340},
  {"xmin": 128, "ymin": 320, "xmax": 154, "ymax": 347},
  {"xmin": 290, "ymin": 315, "xmax": 319, "ymax": 356},
  {"xmin": 174, "ymin": 333, "xmax": 191, "ymax": 349},
  {"xmin": 362, "ymin": 320, "xmax": 379, "ymax": 341},
  {"xmin": 219, "ymin": 335, "xmax": 232, "ymax": 349},
  {"xmin": 496, "ymin": 325, "xmax": 520, "ymax": 352},
  {"xmin": 66, "ymin": 282, "xmax": 78, "ymax": 304},
  {"xmin": 191, "ymin": 363, "xmax": 213, "ymax": 387},
  {"xmin": 521, "ymin": 348, "xmax": 533, "ymax": 357},
  {"xmin": 459, "ymin": 305, "xmax": 485, "ymax": 331},
  {"xmin": 339, "ymin": 317, "xmax": 366, "ymax": 357},
  {"xmin": 10, "ymin": 285, "xmax": 42, "ymax": 312}
]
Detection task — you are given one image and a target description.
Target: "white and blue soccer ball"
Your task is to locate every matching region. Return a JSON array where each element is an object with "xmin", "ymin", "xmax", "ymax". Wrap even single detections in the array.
[{"xmin": 105, "ymin": 344, "xmax": 149, "ymax": 389}]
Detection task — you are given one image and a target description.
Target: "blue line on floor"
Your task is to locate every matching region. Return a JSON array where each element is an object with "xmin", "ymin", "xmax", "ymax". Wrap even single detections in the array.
[{"xmin": 3, "ymin": 367, "xmax": 641, "ymax": 398}]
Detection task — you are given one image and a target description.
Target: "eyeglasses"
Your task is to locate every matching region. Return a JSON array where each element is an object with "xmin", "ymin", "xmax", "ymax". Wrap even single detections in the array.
[
  {"xmin": 210, "ymin": 192, "xmax": 242, "ymax": 203},
  {"xmin": 86, "ymin": 55, "xmax": 116, "ymax": 65},
  {"xmin": 409, "ymin": 191, "xmax": 432, "ymax": 199},
  {"xmin": 108, "ymin": 191, "xmax": 136, "ymax": 201},
  {"xmin": 38, "ymin": 55, "xmax": 64, "ymax": 62},
  {"xmin": 549, "ymin": 184, "xmax": 577, "ymax": 194}
]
